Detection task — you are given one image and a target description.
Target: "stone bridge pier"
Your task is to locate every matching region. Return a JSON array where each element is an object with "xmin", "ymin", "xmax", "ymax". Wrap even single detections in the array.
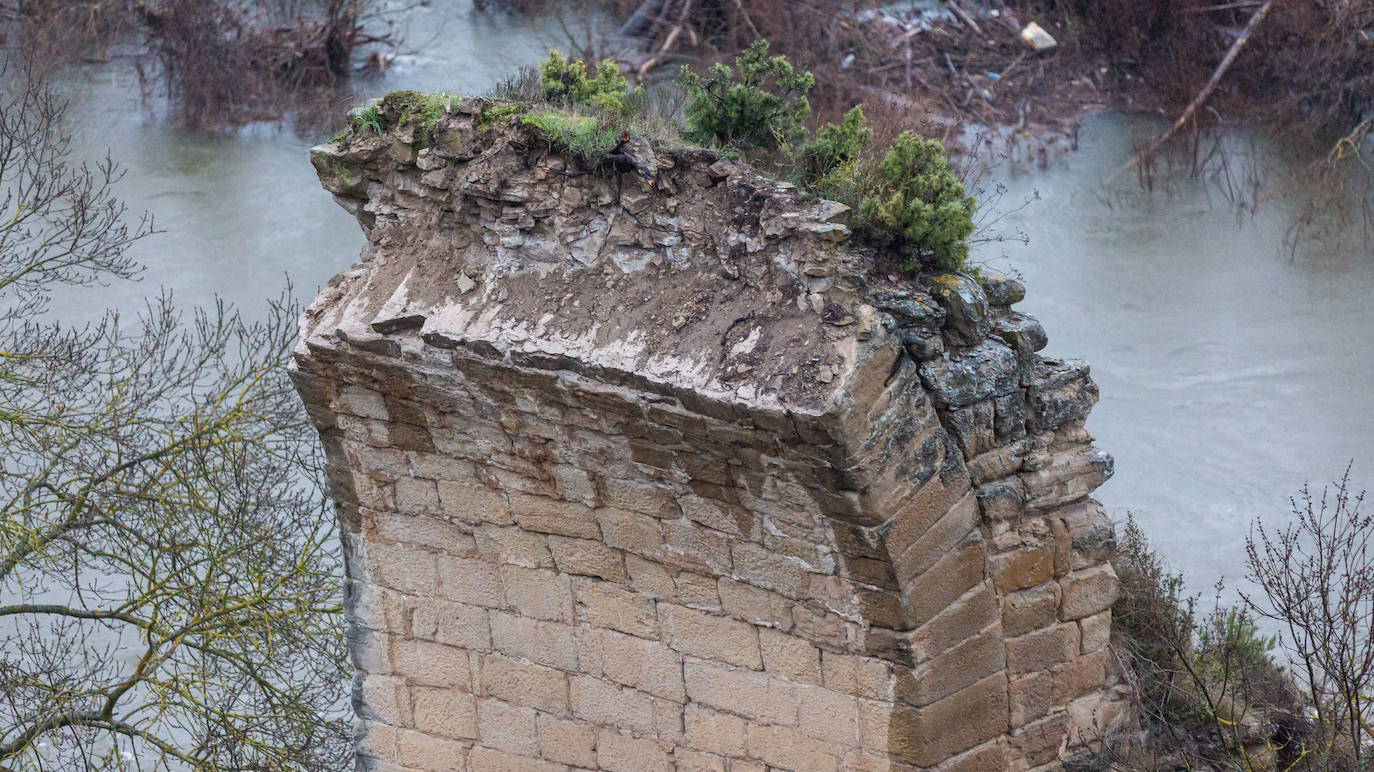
[{"xmin": 292, "ymin": 105, "xmax": 1130, "ymax": 771}]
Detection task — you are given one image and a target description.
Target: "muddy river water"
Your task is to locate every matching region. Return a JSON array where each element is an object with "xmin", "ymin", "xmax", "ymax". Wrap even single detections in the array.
[{"xmin": 47, "ymin": 2, "xmax": 1374, "ymax": 606}]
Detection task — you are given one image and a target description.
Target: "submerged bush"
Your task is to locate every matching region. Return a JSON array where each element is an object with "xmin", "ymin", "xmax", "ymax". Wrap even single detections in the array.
[
  {"xmin": 539, "ymin": 50, "xmax": 637, "ymax": 114},
  {"xmin": 677, "ymin": 39, "xmax": 814, "ymax": 150}
]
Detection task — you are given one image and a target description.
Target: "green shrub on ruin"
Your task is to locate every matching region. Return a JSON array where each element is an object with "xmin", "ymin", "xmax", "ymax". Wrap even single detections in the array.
[
  {"xmin": 539, "ymin": 50, "xmax": 638, "ymax": 115},
  {"xmin": 800, "ymin": 105, "xmax": 872, "ymax": 185},
  {"xmin": 857, "ymin": 131, "xmax": 975, "ymax": 273},
  {"xmin": 677, "ymin": 39, "xmax": 814, "ymax": 150}
]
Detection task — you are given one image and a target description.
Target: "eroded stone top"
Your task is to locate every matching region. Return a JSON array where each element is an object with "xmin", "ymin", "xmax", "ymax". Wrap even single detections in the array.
[{"xmin": 302, "ymin": 99, "xmax": 1034, "ymax": 419}]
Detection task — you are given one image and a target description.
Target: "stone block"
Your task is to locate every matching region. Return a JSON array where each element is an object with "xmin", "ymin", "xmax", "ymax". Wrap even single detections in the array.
[
  {"xmin": 366, "ymin": 540, "xmax": 437, "ymax": 596},
  {"xmin": 675, "ymin": 749, "xmax": 729, "ymax": 771},
  {"xmin": 935, "ymin": 738, "xmax": 1009, "ymax": 772},
  {"xmin": 395, "ymin": 729, "xmax": 467, "ymax": 772},
  {"xmin": 976, "ymin": 479, "xmax": 1026, "ymax": 522},
  {"xmin": 674, "ymin": 571, "xmax": 722, "ymax": 610},
  {"xmin": 434, "ymin": 554, "xmax": 505, "ymax": 608},
  {"xmin": 548, "ymin": 535, "xmax": 627, "ymax": 581},
  {"xmin": 662, "ymin": 518, "xmax": 733, "ymax": 574},
  {"xmin": 820, "ymin": 652, "xmax": 893, "ymax": 701},
  {"xmin": 411, "ymin": 686, "xmax": 478, "ymax": 740},
  {"xmin": 660, "ymin": 603, "xmax": 762, "ymax": 669},
  {"xmin": 748, "ymin": 724, "xmax": 842, "ymax": 772},
  {"xmin": 588, "ymin": 629, "xmax": 686, "ymax": 702},
  {"xmin": 498, "ymin": 565, "xmax": 573, "ymax": 622},
  {"xmin": 480, "ymin": 653, "xmax": 569, "ymax": 714},
  {"xmin": 1059, "ymin": 563, "xmax": 1119, "ymax": 621},
  {"xmin": 508, "ymin": 491, "xmax": 601, "ymax": 539},
  {"xmin": 1051, "ymin": 649, "xmax": 1109, "ymax": 705},
  {"xmin": 438, "ymin": 477, "xmax": 512, "ymax": 526},
  {"xmin": 488, "ymin": 611, "xmax": 578, "ymax": 670},
  {"xmin": 1021, "ymin": 446, "xmax": 1113, "ymax": 511},
  {"xmin": 1001, "ymin": 582, "xmax": 1060, "ymax": 638},
  {"xmin": 684, "ymin": 703, "xmax": 748, "ymax": 756},
  {"xmin": 1009, "ymin": 712, "xmax": 1068, "ymax": 769},
  {"xmin": 1005, "ymin": 623, "xmax": 1080, "ymax": 675},
  {"xmin": 569, "ymin": 675, "xmax": 655, "ymax": 735},
  {"xmin": 910, "ymin": 583, "xmax": 1000, "ymax": 664},
  {"xmin": 893, "ymin": 492, "xmax": 978, "ymax": 585},
  {"xmin": 759, "ymin": 627, "xmax": 821, "ymax": 683},
  {"xmin": 467, "ymin": 747, "xmax": 563, "ymax": 772},
  {"xmin": 411, "ymin": 599, "xmax": 493, "ymax": 651},
  {"xmin": 718, "ymin": 577, "xmax": 794, "ymax": 630},
  {"xmin": 798, "ymin": 684, "xmax": 861, "ymax": 746},
  {"xmin": 902, "ymin": 536, "xmax": 989, "ymax": 628},
  {"xmin": 396, "ymin": 477, "xmax": 440, "ymax": 516},
  {"xmin": 683, "ymin": 660, "xmax": 798, "ymax": 725},
  {"xmin": 991, "ymin": 546, "xmax": 1054, "ymax": 594},
  {"xmin": 391, "ymin": 639, "xmax": 472, "ymax": 689},
  {"xmin": 475, "ymin": 697, "xmax": 539, "ymax": 756},
  {"xmin": 374, "ymin": 513, "xmax": 475, "ymax": 555},
  {"xmin": 359, "ymin": 673, "xmax": 410, "ymax": 726},
  {"xmin": 576, "ymin": 579, "xmax": 659, "ymax": 639},
  {"xmin": 1007, "ymin": 671, "xmax": 1051, "ymax": 729},
  {"xmin": 473, "ymin": 525, "xmax": 553, "ymax": 568},
  {"xmin": 907, "ymin": 673, "xmax": 1010, "ymax": 767},
  {"xmin": 1078, "ymin": 609, "xmax": 1111, "ymax": 654},
  {"xmin": 595, "ymin": 506, "xmax": 664, "ymax": 555},
  {"xmin": 730, "ymin": 540, "xmax": 806, "ymax": 596},
  {"xmin": 537, "ymin": 715, "xmax": 596, "ymax": 767},
  {"xmin": 339, "ymin": 385, "xmax": 389, "ymax": 420},
  {"xmin": 900, "ymin": 629, "xmax": 1005, "ymax": 707},
  {"xmin": 597, "ymin": 729, "xmax": 672, "ymax": 772},
  {"xmin": 918, "ymin": 340, "xmax": 1018, "ymax": 408}
]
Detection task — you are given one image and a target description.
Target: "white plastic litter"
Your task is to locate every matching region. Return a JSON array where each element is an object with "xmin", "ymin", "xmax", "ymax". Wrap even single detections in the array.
[{"xmin": 1020, "ymin": 22, "xmax": 1057, "ymax": 51}]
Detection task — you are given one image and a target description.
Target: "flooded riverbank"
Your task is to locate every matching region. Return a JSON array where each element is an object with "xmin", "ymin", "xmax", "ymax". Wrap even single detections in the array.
[{"xmin": 43, "ymin": 6, "xmax": 1374, "ymax": 602}]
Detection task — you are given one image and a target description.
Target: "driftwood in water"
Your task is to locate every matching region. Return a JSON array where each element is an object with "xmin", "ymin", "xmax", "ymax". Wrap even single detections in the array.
[{"xmin": 1111, "ymin": 0, "xmax": 1275, "ymax": 180}]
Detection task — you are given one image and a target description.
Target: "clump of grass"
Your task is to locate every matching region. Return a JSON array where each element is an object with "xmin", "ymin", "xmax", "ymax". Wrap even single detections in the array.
[
  {"xmin": 379, "ymin": 90, "xmax": 460, "ymax": 141},
  {"xmin": 346, "ymin": 103, "xmax": 383, "ymax": 136},
  {"xmin": 476, "ymin": 102, "xmax": 522, "ymax": 132},
  {"xmin": 521, "ymin": 108, "xmax": 624, "ymax": 156}
]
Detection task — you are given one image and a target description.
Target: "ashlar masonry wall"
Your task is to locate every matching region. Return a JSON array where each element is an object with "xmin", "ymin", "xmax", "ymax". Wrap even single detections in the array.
[{"xmin": 292, "ymin": 99, "xmax": 1130, "ymax": 772}]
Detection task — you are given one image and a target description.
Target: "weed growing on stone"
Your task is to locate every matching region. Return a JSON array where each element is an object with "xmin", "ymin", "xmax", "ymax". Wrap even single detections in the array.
[
  {"xmin": 347, "ymin": 104, "xmax": 383, "ymax": 136},
  {"xmin": 521, "ymin": 109, "xmax": 624, "ymax": 157}
]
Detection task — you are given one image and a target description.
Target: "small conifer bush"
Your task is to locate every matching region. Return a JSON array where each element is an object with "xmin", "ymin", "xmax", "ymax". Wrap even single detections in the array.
[
  {"xmin": 800, "ymin": 105, "xmax": 871, "ymax": 184},
  {"xmin": 856, "ymin": 131, "xmax": 976, "ymax": 273},
  {"xmin": 803, "ymin": 107, "xmax": 975, "ymax": 273},
  {"xmin": 677, "ymin": 39, "xmax": 814, "ymax": 150},
  {"xmin": 539, "ymin": 50, "xmax": 637, "ymax": 114}
]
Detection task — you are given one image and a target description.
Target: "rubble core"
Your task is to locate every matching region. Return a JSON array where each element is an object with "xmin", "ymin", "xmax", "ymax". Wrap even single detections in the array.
[{"xmin": 292, "ymin": 98, "xmax": 1129, "ymax": 771}]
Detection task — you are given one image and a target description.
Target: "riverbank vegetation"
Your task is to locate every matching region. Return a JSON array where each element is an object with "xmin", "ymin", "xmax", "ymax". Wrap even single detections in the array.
[
  {"xmin": 1103, "ymin": 468, "xmax": 1374, "ymax": 770},
  {"xmin": 1, "ymin": 0, "xmax": 392, "ymax": 127},
  {"xmin": 0, "ymin": 61, "xmax": 349, "ymax": 769}
]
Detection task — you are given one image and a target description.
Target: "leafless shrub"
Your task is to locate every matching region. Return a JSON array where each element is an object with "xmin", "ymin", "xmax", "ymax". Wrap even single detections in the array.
[
  {"xmin": 0, "ymin": 58, "xmax": 349, "ymax": 770},
  {"xmin": 1108, "ymin": 515, "xmax": 1317, "ymax": 770},
  {"xmin": 1244, "ymin": 465, "xmax": 1374, "ymax": 768},
  {"xmin": 136, "ymin": 0, "xmax": 388, "ymax": 127}
]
